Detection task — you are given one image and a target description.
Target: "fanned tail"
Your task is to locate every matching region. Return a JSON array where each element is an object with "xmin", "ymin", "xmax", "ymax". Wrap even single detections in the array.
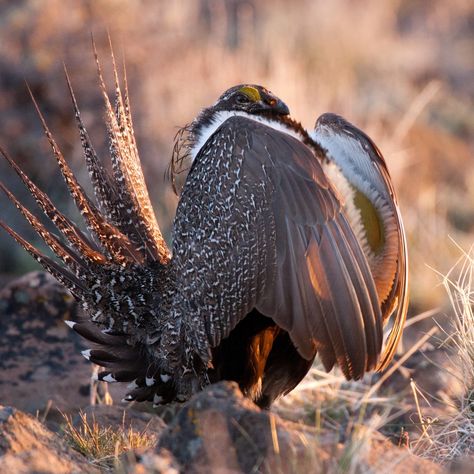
[{"xmin": 0, "ymin": 45, "xmax": 173, "ymax": 405}]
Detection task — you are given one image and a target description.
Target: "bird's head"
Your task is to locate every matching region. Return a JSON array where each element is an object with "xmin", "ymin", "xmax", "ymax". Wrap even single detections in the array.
[
  {"xmin": 169, "ymin": 85, "xmax": 291, "ymax": 194},
  {"xmin": 213, "ymin": 85, "xmax": 290, "ymax": 117}
]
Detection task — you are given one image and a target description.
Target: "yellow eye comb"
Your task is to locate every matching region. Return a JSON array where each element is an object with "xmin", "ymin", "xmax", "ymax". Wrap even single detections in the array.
[{"xmin": 239, "ymin": 86, "xmax": 261, "ymax": 102}]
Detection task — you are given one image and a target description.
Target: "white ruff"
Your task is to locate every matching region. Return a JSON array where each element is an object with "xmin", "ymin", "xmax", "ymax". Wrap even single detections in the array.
[
  {"xmin": 313, "ymin": 128, "xmax": 399, "ymax": 304},
  {"xmin": 191, "ymin": 111, "xmax": 304, "ymax": 160},
  {"xmin": 322, "ymin": 161, "xmax": 369, "ymax": 258}
]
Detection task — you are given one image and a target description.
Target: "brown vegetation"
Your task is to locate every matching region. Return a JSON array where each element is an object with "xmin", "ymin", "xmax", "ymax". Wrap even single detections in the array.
[{"xmin": 0, "ymin": 0, "xmax": 472, "ymax": 472}]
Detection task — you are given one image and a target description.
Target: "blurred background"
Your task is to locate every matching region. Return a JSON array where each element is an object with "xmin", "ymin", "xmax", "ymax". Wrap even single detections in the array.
[{"xmin": 0, "ymin": 0, "xmax": 472, "ymax": 315}]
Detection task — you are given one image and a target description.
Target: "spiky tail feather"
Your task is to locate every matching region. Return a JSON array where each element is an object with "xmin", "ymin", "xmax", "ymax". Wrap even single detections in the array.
[
  {"xmin": 92, "ymin": 37, "xmax": 170, "ymax": 264},
  {"xmin": 0, "ymin": 44, "xmax": 174, "ymax": 405}
]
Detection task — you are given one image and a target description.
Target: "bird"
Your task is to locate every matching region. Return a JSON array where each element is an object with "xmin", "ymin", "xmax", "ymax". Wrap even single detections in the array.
[{"xmin": 0, "ymin": 54, "xmax": 408, "ymax": 408}]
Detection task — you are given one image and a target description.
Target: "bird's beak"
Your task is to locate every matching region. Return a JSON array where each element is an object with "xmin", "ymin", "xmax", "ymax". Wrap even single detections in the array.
[
  {"xmin": 254, "ymin": 98, "xmax": 290, "ymax": 116},
  {"xmin": 273, "ymin": 99, "xmax": 290, "ymax": 116}
]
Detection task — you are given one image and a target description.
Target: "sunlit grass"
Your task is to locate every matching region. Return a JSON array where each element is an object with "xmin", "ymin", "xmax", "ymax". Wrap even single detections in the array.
[
  {"xmin": 0, "ymin": 1, "xmax": 472, "ymax": 471},
  {"xmin": 62, "ymin": 411, "xmax": 157, "ymax": 469},
  {"xmin": 413, "ymin": 246, "xmax": 474, "ymax": 463}
]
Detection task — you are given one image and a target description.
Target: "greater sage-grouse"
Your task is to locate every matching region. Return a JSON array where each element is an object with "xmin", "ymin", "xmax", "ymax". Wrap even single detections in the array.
[{"xmin": 0, "ymin": 59, "xmax": 408, "ymax": 408}]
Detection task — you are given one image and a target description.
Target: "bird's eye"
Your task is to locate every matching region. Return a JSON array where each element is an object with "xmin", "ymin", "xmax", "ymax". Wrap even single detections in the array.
[
  {"xmin": 236, "ymin": 94, "xmax": 251, "ymax": 104},
  {"xmin": 267, "ymin": 98, "xmax": 276, "ymax": 106}
]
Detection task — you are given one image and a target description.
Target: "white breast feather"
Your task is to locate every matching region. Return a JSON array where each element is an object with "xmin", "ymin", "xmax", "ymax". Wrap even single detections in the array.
[
  {"xmin": 314, "ymin": 128, "xmax": 399, "ymax": 303},
  {"xmin": 191, "ymin": 111, "xmax": 304, "ymax": 160}
]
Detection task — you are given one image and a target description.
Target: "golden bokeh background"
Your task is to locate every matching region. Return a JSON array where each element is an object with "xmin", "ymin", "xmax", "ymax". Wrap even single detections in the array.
[{"xmin": 0, "ymin": 0, "xmax": 472, "ymax": 314}]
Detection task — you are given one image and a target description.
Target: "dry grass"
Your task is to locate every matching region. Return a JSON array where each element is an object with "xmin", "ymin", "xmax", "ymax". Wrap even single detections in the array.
[
  {"xmin": 0, "ymin": 1, "xmax": 472, "ymax": 471},
  {"xmin": 61, "ymin": 411, "xmax": 157, "ymax": 469},
  {"xmin": 412, "ymin": 247, "xmax": 474, "ymax": 464},
  {"xmin": 273, "ymin": 245, "xmax": 474, "ymax": 470},
  {"xmin": 274, "ymin": 353, "xmax": 415, "ymax": 472}
]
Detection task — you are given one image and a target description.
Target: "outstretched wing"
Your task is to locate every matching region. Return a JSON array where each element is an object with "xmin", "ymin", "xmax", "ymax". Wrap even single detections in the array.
[
  {"xmin": 168, "ymin": 116, "xmax": 383, "ymax": 380},
  {"xmin": 312, "ymin": 113, "xmax": 408, "ymax": 370}
]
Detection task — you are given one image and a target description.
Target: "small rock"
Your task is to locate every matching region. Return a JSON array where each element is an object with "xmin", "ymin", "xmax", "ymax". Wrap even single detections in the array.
[
  {"xmin": 0, "ymin": 404, "xmax": 97, "ymax": 474},
  {"xmin": 158, "ymin": 381, "xmax": 332, "ymax": 473},
  {"xmin": 0, "ymin": 271, "xmax": 126, "ymax": 418},
  {"xmin": 126, "ymin": 448, "xmax": 180, "ymax": 474},
  {"xmin": 0, "ymin": 272, "xmax": 91, "ymax": 415}
]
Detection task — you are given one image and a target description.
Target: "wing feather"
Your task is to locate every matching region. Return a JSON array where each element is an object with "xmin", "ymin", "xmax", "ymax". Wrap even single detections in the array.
[
  {"xmin": 312, "ymin": 113, "xmax": 408, "ymax": 371},
  {"xmin": 170, "ymin": 116, "xmax": 383, "ymax": 380}
]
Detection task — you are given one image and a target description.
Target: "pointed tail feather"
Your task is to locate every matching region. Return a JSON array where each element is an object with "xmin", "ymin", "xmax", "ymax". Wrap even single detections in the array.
[
  {"xmin": 0, "ymin": 181, "xmax": 90, "ymax": 273},
  {"xmin": 0, "ymin": 146, "xmax": 106, "ymax": 264},
  {"xmin": 27, "ymin": 84, "xmax": 144, "ymax": 265},
  {"xmin": 93, "ymin": 38, "xmax": 170, "ymax": 264},
  {"xmin": 63, "ymin": 65, "xmax": 122, "ymax": 228},
  {"xmin": 121, "ymin": 57, "xmax": 138, "ymax": 157},
  {"xmin": 0, "ymin": 220, "xmax": 86, "ymax": 295}
]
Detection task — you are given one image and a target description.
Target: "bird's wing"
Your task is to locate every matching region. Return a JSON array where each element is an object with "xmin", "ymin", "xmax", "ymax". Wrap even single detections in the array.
[
  {"xmin": 169, "ymin": 115, "xmax": 383, "ymax": 380},
  {"xmin": 313, "ymin": 113, "xmax": 408, "ymax": 370}
]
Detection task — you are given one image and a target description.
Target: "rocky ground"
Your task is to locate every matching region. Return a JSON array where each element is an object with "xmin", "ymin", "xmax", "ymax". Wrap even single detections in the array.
[
  {"xmin": 0, "ymin": 383, "xmax": 444, "ymax": 474},
  {"xmin": 0, "ymin": 2, "xmax": 472, "ymax": 472},
  {"xmin": 0, "ymin": 272, "xmax": 469, "ymax": 473}
]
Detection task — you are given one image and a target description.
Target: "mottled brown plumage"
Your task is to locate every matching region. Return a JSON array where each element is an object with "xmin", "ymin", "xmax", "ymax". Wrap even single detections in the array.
[{"xmin": 0, "ymin": 58, "xmax": 408, "ymax": 408}]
